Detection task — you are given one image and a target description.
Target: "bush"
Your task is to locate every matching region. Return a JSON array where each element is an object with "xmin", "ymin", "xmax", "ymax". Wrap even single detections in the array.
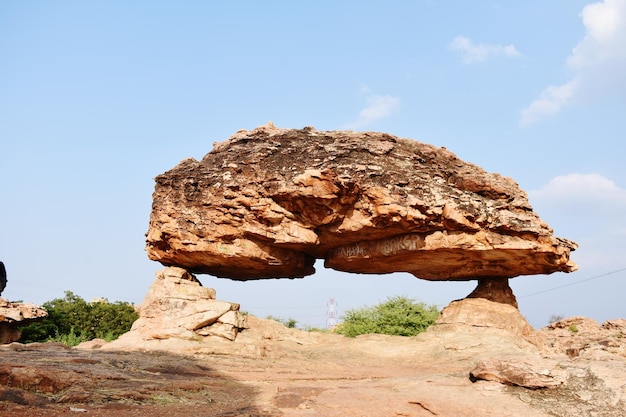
[
  {"xmin": 334, "ymin": 295, "xmax": 439, "ymax": 338},
  {"xmin": 19, "ymin": 291, "xmax": 139, "ymax": 346},
  {"xmin": 266, "ymin": 315, "xmax": 298, "ymax": 328}
]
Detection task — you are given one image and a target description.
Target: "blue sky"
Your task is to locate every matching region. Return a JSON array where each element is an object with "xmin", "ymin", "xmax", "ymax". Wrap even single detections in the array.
[{"xmin": 1, "ymin": 1, "xmax": 625, "ymax": 329}]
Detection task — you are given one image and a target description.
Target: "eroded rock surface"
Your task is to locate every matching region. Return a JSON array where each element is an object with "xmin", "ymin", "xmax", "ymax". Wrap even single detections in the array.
[
  {"xmin": 146, "ymin": 123, "xmax": 577, "ymax": 281},
  {"xmin": 427, "ymin": 298, "xmax": 543, "ymax": 349},
  {"xmin": 539, "ymin": 316, "xmax": 626, "ymax": 359},
  {"xmin": 2, "ymin": 314, "xmax": 626, "ymax": 417},
  {"xmin": 470, "ymin": 358, "xmax": 565, "ymax": 389},
  {"xmin": 111, "ymin": 267, "xmax": 248, "ymax": 345}
]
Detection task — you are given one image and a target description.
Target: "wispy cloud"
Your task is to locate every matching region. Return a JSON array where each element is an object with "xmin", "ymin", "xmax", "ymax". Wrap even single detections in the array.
[
  {"xmin": 521, "ymin": 0, "xmax": 626, "ymax": 126},
  {"xmin": 343, "ymin": 93, "xmax": 400, "ymax": 130},
  {"xmin": 529, "ymin": 173, "xmax": 626, "ymax": 268},
  {"xmin": 529, "ymin": 173, "xmax": 626, "ymax": 216},
  {"xmin": 520, "ymin": 81, "xmax": 578, "ymax": 127},
  {"xmin": 449, "ymin": 35, "xmax": 521, "ymax": 64}
]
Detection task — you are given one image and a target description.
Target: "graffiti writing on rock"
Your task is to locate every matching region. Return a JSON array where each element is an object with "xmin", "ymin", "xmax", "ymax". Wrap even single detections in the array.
[{"xmin": 334, "ymin": 234, "xmax": 425, "ymax": 259}]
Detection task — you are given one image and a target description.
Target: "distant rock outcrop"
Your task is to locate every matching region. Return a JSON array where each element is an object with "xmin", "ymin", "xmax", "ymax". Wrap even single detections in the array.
[
  {"xmin": 539, "ymin": 316, "xmax": 626, "ymax": 359},
  {"xmin": 0, "ymin": 298, "xmax": 48, "ymax": 344}
]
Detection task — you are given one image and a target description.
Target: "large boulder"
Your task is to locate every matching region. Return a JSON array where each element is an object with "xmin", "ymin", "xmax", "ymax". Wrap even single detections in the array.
[
  {"xmin": 111, "ymin": 267, "xmax": 248, "ymax": 345},
  {"xmin": 146, "ymin": 123, "xmax": 576, "ymax": 283}
]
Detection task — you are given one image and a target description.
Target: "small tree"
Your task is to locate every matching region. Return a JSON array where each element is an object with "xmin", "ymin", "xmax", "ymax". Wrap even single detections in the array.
[
  {"xmin": 19, "ymin": 291, "xmax": 138, "ymax": 345},
  {"xmin": 335, "ymin": 296, "xmax": 439, "ymax": 338},
  {"xmin": 549, "ymin": 314, "xmax": 565, "ymax": 324}
]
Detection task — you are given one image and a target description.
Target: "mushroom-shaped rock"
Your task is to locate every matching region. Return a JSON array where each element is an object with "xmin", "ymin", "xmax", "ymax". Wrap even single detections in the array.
[
  {"xmin": 0, "ymin": 298, "xmax": 48, "ymax": 344},
  {"xmin": 146, "ymin": 124, "xmax": 577, "ymax": 284}
]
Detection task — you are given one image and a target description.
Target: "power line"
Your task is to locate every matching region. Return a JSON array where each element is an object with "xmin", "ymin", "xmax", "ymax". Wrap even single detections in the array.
[{"xmin": 519, "ymin": 267, "xmax": 626, "ymax": 299}]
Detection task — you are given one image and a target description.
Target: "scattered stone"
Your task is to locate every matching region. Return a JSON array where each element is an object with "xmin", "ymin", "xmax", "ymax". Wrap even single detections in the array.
[
  {"xmin": 0, "ymin": 387, "xmax": 50, "ymax": 407},
  {"xmin": 69, "ymin": 406, "xmax": 88, "ymax": 412},
  {"xmin": 470, "ymin": 358, "xmax": 564, "ymax": 389},
  {"xmin": 601, "ymin": 318, "xmax": 626, "ymax": 331},
  {"xmin": 545, "ymin": 316, "xmax": 600, "ymax": 332},
  {"xmin": 76, "ymin": 338, "xmax": 108, "ymax": 350}
]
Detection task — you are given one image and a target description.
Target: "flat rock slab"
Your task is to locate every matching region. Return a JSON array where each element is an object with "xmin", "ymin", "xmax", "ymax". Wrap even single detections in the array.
[
  {"xmin": 2, "ymin": 316, "xmax": 626, "ymax": 417},
  {"xmin": 146, "ymin": 123, "xmax": 577, "ymax": 280}
]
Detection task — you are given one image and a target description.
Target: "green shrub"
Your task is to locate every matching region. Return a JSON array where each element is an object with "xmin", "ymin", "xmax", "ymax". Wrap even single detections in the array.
[
  {"xmin": 266, "ymin": 315, "xmax": 298, "ymax": 328},
  {"xmin": 334, "ymin": 295, "xmax": 439, "ymax": 338},
  {"xmin": 19, "ymin": 291, "xmax": 139, "ymax": 346},
  {"xmin": 50, "ymin": 327, "xmax": 91, "ymax": 346},
  {"xmin": 303, "ymin": 325, "xmax": 329, "ymax": 333}
]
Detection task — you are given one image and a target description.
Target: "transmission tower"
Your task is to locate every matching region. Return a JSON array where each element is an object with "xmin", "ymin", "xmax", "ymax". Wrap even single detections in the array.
[{"xmin": 327, "ymin": 297, "xmax": 337, "ymax": 329}]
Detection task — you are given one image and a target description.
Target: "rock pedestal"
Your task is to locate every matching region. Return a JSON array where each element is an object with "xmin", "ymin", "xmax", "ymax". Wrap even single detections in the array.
[
  {"xmin": 430, "ymin": 297, "xmax": 543, "ymax": 348},
  {"xmin": 466, "ymin": 278, "xmax": 518, "ymax": 307},
  {"xmin": 121, "ymin": 267, "xmax": 248, "ymax": 343}
]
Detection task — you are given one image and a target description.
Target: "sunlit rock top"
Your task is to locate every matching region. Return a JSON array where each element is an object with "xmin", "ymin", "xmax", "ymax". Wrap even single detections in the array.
[{"xmin": 146, "ymin": 123, "xmax": 577, "ymax": 281}]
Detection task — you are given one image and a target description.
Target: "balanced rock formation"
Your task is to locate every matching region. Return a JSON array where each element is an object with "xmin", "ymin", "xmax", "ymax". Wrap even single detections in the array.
[
  {"xmin": 114, "ymin": 267, "xmax": 248, "ymax": 344},
  {"xmin": 146, "ymin": 124, "xmax": 577, "ymax": 304},
  {"xmin": 0, "ymin": 298, "xmax": 48, "ymax": 344}
]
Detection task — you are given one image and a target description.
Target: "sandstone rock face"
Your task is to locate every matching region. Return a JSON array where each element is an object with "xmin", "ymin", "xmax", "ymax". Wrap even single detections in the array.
[
  {"xmin": 3, "ymin": 316, "xmax": 626, "ymax": 417},
  {"xmin": 429, "ymin": 298, "xmax": 543, "ymax": 349},
  {"xmin": 146, "ymin": 123, "xmax": 577, "ymax": 281},
  {"xmin": 116, "ymin": 267, "xmax": 248, "ymax": 343},
  {"xmin": 467, "ymin": 277, "xmax": 519, "ymax": 307},
  {"xmin": 0, "ymin": 298, "xmax": 48, "ymax": 344}
]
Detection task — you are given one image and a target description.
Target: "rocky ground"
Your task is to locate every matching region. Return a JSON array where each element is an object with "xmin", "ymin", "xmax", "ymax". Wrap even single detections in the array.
[{"xmin": 1, "ymin": 308, "xmax": 626, "ymax": 417}]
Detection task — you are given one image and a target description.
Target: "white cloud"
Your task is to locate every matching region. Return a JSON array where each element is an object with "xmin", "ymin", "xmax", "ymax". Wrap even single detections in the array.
[
  {"xmin": 521, "ymin": 0, "xmax": 626, "ymax": 126},
  {"xmin": 519, "ymin": 80, "xmax": 578, "ymax": 127},
  {"xmin": 580, "ymin": 0, "xmax": 623, "ymax": 41},
  {"xmin": 449, "ymin": 35, "xmax": 522, "ymax": 64},
  {"xmin": 529, "ymin": 173, "xmax": 626, "ymax": 271},
  {"xmin": 529, "ymin": 173, "xmax": 626, "ymax": 216},
  {"xmin": 343, "ymin": 93, "xmax": 400, "ymax": 130}
]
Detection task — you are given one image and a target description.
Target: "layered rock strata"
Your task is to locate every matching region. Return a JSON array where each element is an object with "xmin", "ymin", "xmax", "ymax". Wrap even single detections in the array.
[
  {"xmin": 119, "ymin": 267, "xmax": 248, "ymax": 343},
  {"xmin": 146, "ymin": 123, "xmax": 577, "ymax": 288}
]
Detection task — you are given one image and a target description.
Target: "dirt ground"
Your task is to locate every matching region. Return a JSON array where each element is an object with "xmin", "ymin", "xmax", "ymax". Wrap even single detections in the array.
[{"xmin": 1, "ymin": 316, "xmax": 625, "ymax": 417}]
